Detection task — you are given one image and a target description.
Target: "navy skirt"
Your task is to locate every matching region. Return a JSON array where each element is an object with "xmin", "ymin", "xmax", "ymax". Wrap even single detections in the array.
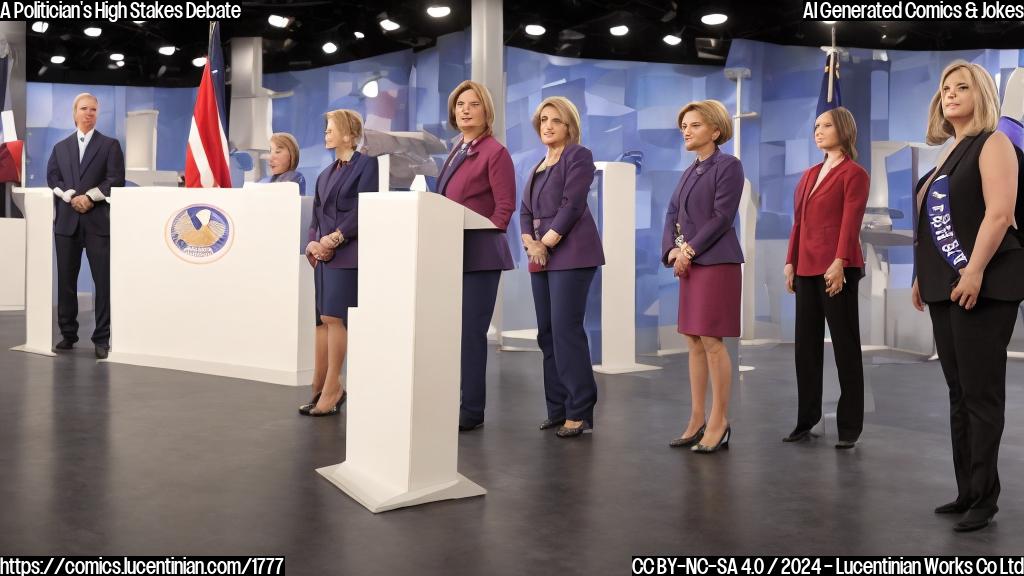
[{"xmin": 314, "ymin": 265, "xmax": 358, "ymax": 326}]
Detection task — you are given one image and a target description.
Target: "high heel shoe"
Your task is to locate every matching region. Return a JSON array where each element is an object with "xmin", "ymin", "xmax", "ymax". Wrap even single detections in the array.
[
  {"xmin": 298, "ymin": 392, "xmax": 322, "ymax": 415},
  {"xmin": 669, "ymin": 424, "xmax": 706, "ymax": 448},
  {"xmin": 692, "ymin": 426, "xmax": 730, "ymax": 454},
  {"xmin": 308, "ymin": 391, "xmax": 346, "ymax": 417},
  {"xmin": 556, "ymin": 420, "xmax": 592, "ymax": 438}
]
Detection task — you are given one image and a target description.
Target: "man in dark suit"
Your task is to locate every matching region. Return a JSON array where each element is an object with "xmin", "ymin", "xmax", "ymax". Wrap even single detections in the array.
[{"xmin": 46, "ymin": 93, "xmax": 125, "ymax": 359}]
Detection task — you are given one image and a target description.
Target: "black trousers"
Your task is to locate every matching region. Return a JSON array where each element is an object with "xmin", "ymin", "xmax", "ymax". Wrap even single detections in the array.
[
  {"xmin": 54, "ymin": 227, "xmax": 110, "ymax": 347},
  {"xmin": 793, "ymin": 269, "xmax": 864, "ymax": 441},
  {"xmin": 531, "ymin": 267, "xmax": 598, "ymax": 424},
  {"xmin": 928, "ymin": 298, "xmax": 1018, "ymax": 511}
]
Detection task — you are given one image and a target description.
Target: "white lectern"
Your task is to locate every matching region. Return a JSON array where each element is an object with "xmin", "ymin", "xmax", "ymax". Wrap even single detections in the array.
[
  {"xmin": 317, "ymin": 191, "xmax": 494, "ymax": 513},
  {"xmin": 591, "ymin": 162, "xmax": 659, "ymax": 374},
  {"xmin": 105, "ymin": 184, "xmax": 314, "ymax": 385},
  {"xmin": 9, "ymin": 188, "xmax": 54, "ymax": 356}
]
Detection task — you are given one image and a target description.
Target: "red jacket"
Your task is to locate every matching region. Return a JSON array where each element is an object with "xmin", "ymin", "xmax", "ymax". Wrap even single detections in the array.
[{"xmin": 786, "ymin": 157, "xmax": 869, "ymax": 276}]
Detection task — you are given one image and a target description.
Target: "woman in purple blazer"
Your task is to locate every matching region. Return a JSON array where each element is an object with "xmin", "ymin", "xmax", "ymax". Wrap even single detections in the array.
[
  {"xmin": 520, "ymin": 96, "xmax": 604, "ymax": 438},
  {"xmin": 661, "ymin": 99, "xmax": 745, "ymax": 454},
  {"xmin": 258, "ymin": 132, "xmax": 306, "ymax": 195},
  {"xmin": 300, "ymin": 109, "xmax": 379, "ymax": 417},
  {"xmin": 436, "ymin": 80, "xmax": 516, "ymax": 431}
]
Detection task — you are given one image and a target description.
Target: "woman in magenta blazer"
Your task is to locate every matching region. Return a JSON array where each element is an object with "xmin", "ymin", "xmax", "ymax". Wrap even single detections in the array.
[
  {"xmin": 661, "ymin": 99, "xmax": 745, "ymax": 454},
  {"xmin": 520, "ymin": 96, "xmax": 604, "ymax": 438},
  {"xmin": 436, "ymin": 80, "xmax": 516, "ymax": 431},
  {"xmin": 783, "ymin": 106, "xmax": 869, "ymax": 447},
  {"xmin": 299, "ymin": 109, "xmax": 379, "ymax": 417}
]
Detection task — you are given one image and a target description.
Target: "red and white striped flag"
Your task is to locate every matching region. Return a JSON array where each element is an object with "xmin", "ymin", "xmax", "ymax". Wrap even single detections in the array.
[{"xmin": 185, "ymin": 22, "xmax": 231, "ymax": 188}]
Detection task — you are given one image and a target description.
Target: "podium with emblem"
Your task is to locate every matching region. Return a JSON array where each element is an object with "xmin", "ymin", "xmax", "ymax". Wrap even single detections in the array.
[
  {"xmin": 317, "ymin": 191, "xmax": 494, "ymax": 513},
  {"xmin": 104, "ymin": 182, "xmax": 314, "ymax": 385}
]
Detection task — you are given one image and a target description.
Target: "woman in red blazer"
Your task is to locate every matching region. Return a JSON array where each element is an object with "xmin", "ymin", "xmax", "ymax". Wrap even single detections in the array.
[{"xmin": 783, "ymin": 106, "xmax": 869, "ymax": 449}]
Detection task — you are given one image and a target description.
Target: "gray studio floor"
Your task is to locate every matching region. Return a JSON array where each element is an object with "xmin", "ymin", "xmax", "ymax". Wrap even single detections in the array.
[{"xmin": 0, "ymin": 309, "xmax": 1022, "ymax": 575}]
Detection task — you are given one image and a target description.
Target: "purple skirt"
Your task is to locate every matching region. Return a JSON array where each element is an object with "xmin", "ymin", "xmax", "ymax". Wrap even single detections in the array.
[{"xmin": 677, "ymin": 263, "xmax": 741, "ymax": 337}]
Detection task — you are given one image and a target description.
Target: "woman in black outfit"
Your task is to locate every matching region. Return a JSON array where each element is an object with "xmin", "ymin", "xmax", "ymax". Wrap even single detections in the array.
[{"xmin": 912, "ymin": 60, "xmax": 1024, "ymax": 533}]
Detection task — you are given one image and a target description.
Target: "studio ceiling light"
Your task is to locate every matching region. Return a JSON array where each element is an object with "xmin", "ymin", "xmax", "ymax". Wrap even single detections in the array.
[
  {"xmin": 663, "ymin": 34, "xmax": 682, "ymax": 46},
  {"xmin": 322, "ymin": 42, "xmax": 338, "ymax": 54},
  {"xmin": 701, "ymin": 13, "xmax": 728, "ymax": 25},
  {"xmin": 268, "ymin": 15, "xmax": 290, "ymax": 28},
  {"xmin": 192, "ymin": 56, "xmax": 207, "ymax": 67},
  {"xmin": 31, "ymin": 21, "xmax": 48, "ymax": 33},
  {"xmin": 426, "ymin": 5, "xmax": 451, "ymax": 18},
  {"xmin": 116, "ymin": 61, "xmax": 124, "ymax": 67},
  {"xmin": 609, "ymin": 25, "xmax": 629, "ymax": 36},
  {"xmin": 50, "ymin": 55, "xmax": 65, "ymax": 64},
  {"xmin": 354, "ymin": 31, "xmax": 365, "ymax": 39},
  {"xmin": 361, "ymin": 79, "xmax": 379, "ymax": 98},
  {"xmin": 84, "ymin": 27, "xmax": 102, "ymax": 37},
  {"xmin": 109, "ymin": 53, "xmax": 124, "ymax": 61},
  {"xmin": 380, "ymin": 19, "xmax": 400, "ymax": 31},
  {"xmin": 525, "ymin": 24, "xmax": 546, "ymax": 36},
  {"xmin": 158, "ymin": 46, "xmax": 176, "ymax": 56}
]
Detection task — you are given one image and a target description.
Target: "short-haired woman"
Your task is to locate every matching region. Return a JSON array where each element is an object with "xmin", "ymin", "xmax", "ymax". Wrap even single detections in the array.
[
  {"xmin": 662, "ymin": 99, "xmax": 745, "ymax": 454},
  {"xmin": 300, "ymin": 109, "xmax": 379, "ymax": 416},
  {"xmin": 260, "ymin": 132, "xmax": 306, "ymax": 194},
  {"xmin": 437, "ymin": 80, "xmax": 516, "ymax": 431},
  {"xmin": 520, "ymin": 96, "xmax": 603, "ymax": 438},
  {"xmin": 782, "ymin": 106, "xmax": 869, "ymax": 448}
]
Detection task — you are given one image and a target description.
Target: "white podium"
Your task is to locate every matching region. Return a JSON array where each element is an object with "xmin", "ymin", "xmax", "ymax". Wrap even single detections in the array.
[
  {"xmin": 0, "ymin": 215, "xmax": 25, "ymax": 311},
  {"xmin": 9, "ymin": 188, "xmax": 54, "ymax": 356},
  {"xmin": 318, "ymin": 191, "xmax": 494, "ymax": 513},
  {"xmin": 592, "ymin": 162, "xmax": 659, "ymax": 374},
  {"xmin": 105, "ymin": 184, "xmax": 314, "ymax": 385}
]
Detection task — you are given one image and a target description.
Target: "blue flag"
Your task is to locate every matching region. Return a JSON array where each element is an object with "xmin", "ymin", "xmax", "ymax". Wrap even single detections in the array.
[
  {"xmin": 208, "ymin": 21, "xmax": 227, "ymax": 135},
  {"xmin": 816, "ymin": 52, "xmax": 842, "ymax": 117}
]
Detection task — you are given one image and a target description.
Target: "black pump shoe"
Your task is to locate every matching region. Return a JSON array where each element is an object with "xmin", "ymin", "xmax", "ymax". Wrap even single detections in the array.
[
  {"xmin": 298, "ymin": 392, "xmax": 323, "ymax": 415},
  {"xmin": 539, "ymin": 418, "xmax": 566, "ymax": 430},
  {"xmin": 670, "ymin": 424, "xmax": 706, "ymax": 448},
  {"xmin": 556, "ymin": 420, "xmax": 592, "ymax": 438},
  {"xmin": 692, "ymin": 427, "xmax": 731, "ymax": 454},
  {"xmin": 935, "ymin": 500, "xmax": 971, "ymax": 515},
  {"xmin": 306, "ymin": 391, "xmax": 346, "ymax": 417},
  {"xmin": 953, "ymin": 507, "xmax": 998, "ymax": 532},
  {"xmin": 782, "ymin": 428, "xmax": 815, "ymax": 442}
]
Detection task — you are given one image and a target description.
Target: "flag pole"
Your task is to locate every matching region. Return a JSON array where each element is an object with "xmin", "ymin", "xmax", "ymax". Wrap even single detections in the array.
[{"xmin": 827, "ymin": 25, "xmax": 836, "ymax": 104}]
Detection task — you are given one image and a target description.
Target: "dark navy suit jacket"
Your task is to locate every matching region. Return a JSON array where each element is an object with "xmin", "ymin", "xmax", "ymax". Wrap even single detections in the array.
[
  {"xmin": 519, "ymin": 144, "xmax": 604, "ymax": 271},
  {"xmin": 309, "ymin": 151, "xmax": 379, "ymax": 269},
  {"xmin": 46, "ymin": 131, "xmax": 125, "ymax": 237},
  {"xmin": 661, "ymin": 147, "xmax": 745, "ymax": 266}
]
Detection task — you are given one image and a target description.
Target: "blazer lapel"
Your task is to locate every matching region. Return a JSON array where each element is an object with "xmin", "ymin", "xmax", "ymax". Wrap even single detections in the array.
[
  {"xmin": 332, "ymin": 152, "xmax": 362, "ymax": 206},
  {"xmin": 680, "ymin": 151, "xmax": 721, "ymax": 218},
  {"xmin": 67, "ymin": 135, "xmax": 82, "ymax": 189},
  {"xmin": 525, "ymin": 158, "xmax": 545, "ymax": 214},
  {"xmin": 805, "ymin": 158, "xmax": 848, "ymax": 203}
]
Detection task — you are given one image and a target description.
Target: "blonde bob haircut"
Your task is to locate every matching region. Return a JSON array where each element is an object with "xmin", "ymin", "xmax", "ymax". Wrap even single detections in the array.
[
  {"xmin": 818, "ymin": 106, "xmax": 859, "ymax": 161},
  {"xmin": 270, "ymin": 132, "xmax": 300, "ymax": 172},
  {"xmin": 677, "ymin": 99, "xmax": 732, "ymax": 145},
  {"xmin": 926, "ymin": 60, "xmax": 1000, "ymax": 145},
  {"xmin": 447, "ymin": 80, "xmax": 496, "ymax": 137},
  {"xmin": 531, "ymin": 96, "xmax": 583, "ymax": 146},
  {"xmin": 323, "ymin": 109, "xmax": 363, "ymax": 151},
  {"xmin": 72, "ymin": 92, "xmax": 98, "ymax": 121}
]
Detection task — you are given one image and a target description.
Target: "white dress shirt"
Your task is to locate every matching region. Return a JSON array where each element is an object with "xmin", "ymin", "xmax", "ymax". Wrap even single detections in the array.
[{"xmin": 76, "ymin": 129, "xmax": 106, "ymax": 202}]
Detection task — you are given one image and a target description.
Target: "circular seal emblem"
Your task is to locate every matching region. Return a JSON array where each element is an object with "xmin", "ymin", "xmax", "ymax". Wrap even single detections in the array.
[{"xmin": 165, "ymin": 204, "xmax": 234, "ymax": 263}]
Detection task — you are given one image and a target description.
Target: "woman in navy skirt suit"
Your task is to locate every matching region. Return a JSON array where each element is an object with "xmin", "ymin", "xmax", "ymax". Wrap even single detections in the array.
[
  {"xmin": 300, "ymin": 109, "xmax": 379, "ymax": 417},
  {"xmin": 662, "ymin": 99, "xmax": 745, "ymax": 454},
  {"xmin": 520, "ymin": 96, "xmax": 604, "ymax": 438}
]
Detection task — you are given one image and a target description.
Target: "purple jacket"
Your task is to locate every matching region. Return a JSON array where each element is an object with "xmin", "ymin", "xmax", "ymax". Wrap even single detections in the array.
[
  {"xmin": 309, "ymin": 151, "xmax": 379, "ymax": 269},
  {"xmin": 661, "ymin": 148, "xmax": 745, "ymax": 266},
  {"xmin": 519, "ymin": 144, "xmax": 605, "ymax": 271},
  {"xmin": 435, "ymin": 135, "xmax": 516, "ymax": 272}
]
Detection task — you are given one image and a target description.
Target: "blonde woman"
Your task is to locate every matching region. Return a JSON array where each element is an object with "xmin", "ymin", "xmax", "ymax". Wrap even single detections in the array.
[{"xmin": 519, "ymin": 96, "xmax": 603, "ymax": 437}]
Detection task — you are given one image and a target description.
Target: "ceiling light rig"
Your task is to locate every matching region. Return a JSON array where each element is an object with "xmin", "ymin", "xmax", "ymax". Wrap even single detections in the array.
[
  {"xmin": 525, "ymin": 24, "xmax": 546, "ymax": 36},
  {"xmin": 701, "ymin": 13, "xmax": 728, "ymax": 25},
  {"xmin": 426, "ymin": 5, "xmax": 451, "ymax": 18},
  {"xmin": 609, "ymin": 25, "xmax": 629, "ymax": 36}
]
